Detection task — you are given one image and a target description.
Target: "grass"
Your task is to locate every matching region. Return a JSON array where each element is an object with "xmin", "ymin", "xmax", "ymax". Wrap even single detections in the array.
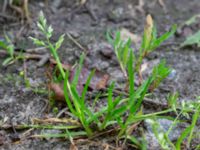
[
  {"xmin": 0, "ymin": 34, "xmax": 15, "ymax": 66},
  {"xmin": 107, "ymin": 14, "xmax": 176, "ymax": 82},
  {"xmin": 146, "ymin": 99, "xmax": 200, "ymax": 150},
  {"xmin": 28, "ymin": 12, "xmax": 200, "ymax": 149}
]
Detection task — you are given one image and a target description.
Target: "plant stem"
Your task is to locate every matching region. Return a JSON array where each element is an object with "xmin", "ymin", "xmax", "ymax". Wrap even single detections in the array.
[{"xmin": 47, "ymin": 40, "xmax": 65, "ymax": 78}]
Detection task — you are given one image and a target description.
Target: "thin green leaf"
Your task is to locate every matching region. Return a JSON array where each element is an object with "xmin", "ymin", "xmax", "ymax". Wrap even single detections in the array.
[
  {"xmin": 107, "ymin": 82, "xmax": 115, "ymax": 111},
  {"xmin": 127, "ymin": 135, "xmax": 141, "ymax": 148},
  {"xmin": 72, "ymin": 53, "xmax": 85, "ymax": 86},
  {"xmin": 128, "ymin": 51, "xmax": 134, "ymax": 96},
  {"xmin": 71, "ymin": 86, "xmax": 82, "ymax": 111},
  {"xmin": 81, "ymin": 70, "xmax": 95, "ymax": 104},
  {"xmin": 113, "ymin": 96, "xmax": 123, "ymax": 107},
  {"xmin": 122, "ymin": 44, "xmax": 129, "ymax": 66},
  {"xmin": 2, "ymin": 57, "xmax": 14, "ymax": 66},
  {"xmin": 0, "ymin": 40, "xmax": 8, "ymax": 49},
  {"xmin": 176, "ymin": 126, "xmax": 192, "ymax": 150},
  {"xmin": 111, "ymin": 105, "xmax": 128, "ymax": 118},
  {"xmin": 106, "ymin": 30, "xmax": 114, "ymax": 44},
  {"xmin": 130, "ymin": 78, "xmax": 152, "ymax": 114},
  {"xmin": 114, "ymin": 31, "xmax": 121, "ymax": 48},
  {"xmin": 63, "ymin": 71, "xmax": 77, "ymax": 116},
  {"xmin": 152, "ymin": 24, "xmax": 157, "ymax": 41},
  {"xmin": 150, "ymin": 24, "xmax": 177, "ymax": 50},
  {"xmin": 187, "ymin": 104, "xmax": 200, "ymax": 146}
]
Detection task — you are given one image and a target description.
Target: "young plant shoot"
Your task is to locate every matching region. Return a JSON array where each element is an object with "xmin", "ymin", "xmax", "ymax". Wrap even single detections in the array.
[{"xmin": 30, "ymin": 12, "xmax": 199, "ymax": 150}]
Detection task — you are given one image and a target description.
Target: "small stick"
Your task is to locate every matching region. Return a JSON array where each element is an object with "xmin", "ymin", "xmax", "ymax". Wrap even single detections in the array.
[
  {"xmin": 25, "ymin": 47, "xmax": 47, "ymax": 53},
  {"xmin": 0, "ymin": 49, "xmax": 48, "ymax": 66},
  {"xmin": 36, "ymin": 53, "xmax": 50, "ymax": 67},
  {"xmin": 158, "ymin": 0, "xmax": 167, "ymax": 13},
  {"xmin": 0, "ymin": 13, "xmax": 18, "ymax": 21},
  {"xmin": 66, "ymin": 33, "xmax": 88, "ymax": 54},
  {"xmin": 23, "ymin": 0, "xmax": 32, "ymax": 24}
]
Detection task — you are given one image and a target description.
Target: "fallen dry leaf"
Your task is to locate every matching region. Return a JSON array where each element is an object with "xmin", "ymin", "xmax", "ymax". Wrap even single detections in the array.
[
  {"xmin": 50, "ymin": 66, "xmax": 109, "ymax": 102},
  {"xmin": 95, "ymin": 74, "xmax": 110, "ymax": 90},
  {"xmin": 50, "ymin": 58, "xmax": 72, "ymax": 70},
  {"xmin": 49, "ymin": 83, "xmax": 65, "ymax": 101},
  {"xmin": 69, "ymin": 67, "xmax": 110, "ymax": 94}
]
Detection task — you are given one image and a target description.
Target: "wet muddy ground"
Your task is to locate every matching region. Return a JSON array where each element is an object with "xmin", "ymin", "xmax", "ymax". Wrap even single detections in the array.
[{"xmin": 0, "ymin": 0, "xmax": 200, "ymax": 149}]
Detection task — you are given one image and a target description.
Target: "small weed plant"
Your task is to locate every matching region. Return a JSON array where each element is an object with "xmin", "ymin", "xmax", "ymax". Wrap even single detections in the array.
[
  {"xmin": 147, "ymin": 98, "xmax": 200, "ymax": 150},
  {"xmin": 30, "ymin": 12, "xmax": 200, "ymax": 149},
  {"xmin": 0, "ymin": 34, "xmax": 15, "ymax": 66}
]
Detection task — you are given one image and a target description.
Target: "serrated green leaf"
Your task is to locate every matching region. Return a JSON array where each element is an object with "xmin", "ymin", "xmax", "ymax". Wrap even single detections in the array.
[
  {"xmin": 151, "ymin": 60, "xmax": 171, "ymax": 90},
  {"xmin": 167, "ymin": 93, "xmax": 178, "ymax": 113}
]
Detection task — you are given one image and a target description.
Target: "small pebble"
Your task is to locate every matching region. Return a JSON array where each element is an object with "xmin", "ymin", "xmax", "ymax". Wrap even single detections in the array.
[{"xmin": 168, "ymin": 69, "xmax": 176, "ymax": 80}]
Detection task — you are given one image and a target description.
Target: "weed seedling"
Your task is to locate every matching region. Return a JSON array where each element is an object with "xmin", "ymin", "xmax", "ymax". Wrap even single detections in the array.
[
  {"xmin": 30, "ymin": 11, "xmax": 65, "ymax": 78},
  {"xmin": 107, "ymin": 14, "xmax": 176, "ymax": 83},
  {"xmin": 0, "ymin": 34, "xmax": 15, "ymax": 66},
  {"xmin": 31, "ymin": 12, "xmax": 175, "ymax": 137},
  {"xmin": 31, "ymin": 11, "xmax": 200, "ymax": 150},
  {"xmin": 146, "ymin": 98, "xmax": 200, "ymax": 150},
  {"xmin": 181, "ymin": 30, "xmax": 200, "ymax": 48}
]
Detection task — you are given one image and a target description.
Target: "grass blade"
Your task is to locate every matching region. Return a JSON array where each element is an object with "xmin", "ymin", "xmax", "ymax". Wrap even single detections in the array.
[
  {"xmin": 150, "ymin": 24, "xmax": 177, "ymax": 51},
  {"xmin": 63, "ymin": 71, "xmax": 77, "ymax": 116},
  {"xmin": 127, "ymin": 51, "xmax": 134, "ymax": 96},
  {"xmin": 72, "ymin": 53, "xmax": 85, "ymax": 86},
  {"xmin": 81, "ymin": 70, "xmax": 95, "ymax": 104}
]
